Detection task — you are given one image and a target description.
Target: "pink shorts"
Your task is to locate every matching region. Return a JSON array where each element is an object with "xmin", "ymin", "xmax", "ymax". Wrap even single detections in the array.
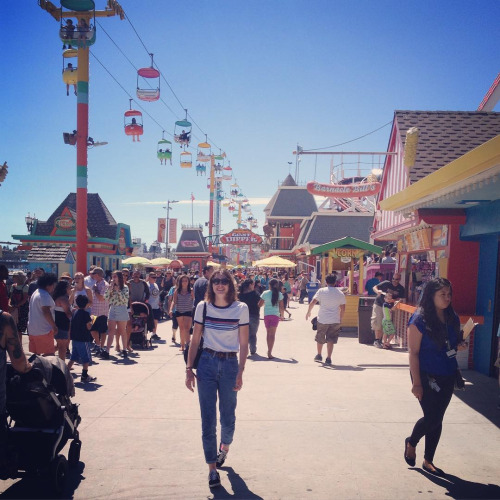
[
  {"xmin": 264, "ymin": 315, "xmax": 280, "ymax": 329},
  {"xmin": 29, "ymin": 331, "xmax": 55, "ymax": 355}
]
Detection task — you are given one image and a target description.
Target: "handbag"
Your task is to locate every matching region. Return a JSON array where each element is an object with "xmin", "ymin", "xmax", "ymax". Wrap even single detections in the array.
[
  {"xmin": 311, "ymin": 317, "xmax": 318, "ymax": 331},
  {"xmin": 183, "ymin": 302, "xmax": 206, "ymax": 369}
]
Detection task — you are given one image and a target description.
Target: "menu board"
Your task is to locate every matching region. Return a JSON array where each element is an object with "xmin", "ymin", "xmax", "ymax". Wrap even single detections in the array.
[
  {"xmin": 432, "ymin": 225, "xmax": 448, "ymax": 247},
  {"xmin": 404, "ymin": 228, "xmax": 432, "ymax": 252}
]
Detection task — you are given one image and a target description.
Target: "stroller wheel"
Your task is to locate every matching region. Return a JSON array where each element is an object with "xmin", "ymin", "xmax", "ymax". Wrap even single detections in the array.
[
  {"xmin": 68, "ymin": 439, "xmax": 81, "ymax": 468},
  {"xmin": 50, "ymin": 454, "xmax": 68, "ymax": 494}
]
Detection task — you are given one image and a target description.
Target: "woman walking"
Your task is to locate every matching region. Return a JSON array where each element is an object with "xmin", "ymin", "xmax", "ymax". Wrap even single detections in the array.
[
  {"xmin": 238, "ymin": 278, "xmax": 261, "ymax": 356},
  {"xmin": 185, "ymin": 269, "xmax": 249, "ymax": 489},
  {"xmin": 52, "ymin": 280, "xmax": 72, "ymax": 360},
  {"xmin": 169, "ymin": 275, "xmax": 194, "ymax": 351},
  {"xmin": 258, "ymin": 278, "xmax": 284, "ymax": 359},
  {"xmin": 104, "ymin": 271, "xmax": 129, "ymax": 357},
  {"xmin": 405, "ymin": 278, "xmax": 468, "ymax": 476}
]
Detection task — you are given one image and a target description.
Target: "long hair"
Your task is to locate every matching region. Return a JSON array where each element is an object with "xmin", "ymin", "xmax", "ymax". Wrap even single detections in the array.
[
  {"xmin": 269, "ymin": 278, "xmax": 280, "ymax": 307},
  {"xmin": 205, "ymin": 269, "xmax": 236, "ymax": 305},
  {"xmin": 178, "ymin": 275, "xmax": 192, "ymax": 293},
  {"xmin": 53, "ymin": 280, "xmax": 70, "ymax": 300},
  {"xmin": 113, "ymin": 270, "xmax": 124, "ymax": 290},
  {"xmin": 238, "ymin": 278, "xmax": 254, "ymax": 297},
  {"xmin": 417, "ymin": 278, "xmax": 459, "ymax": 345}
]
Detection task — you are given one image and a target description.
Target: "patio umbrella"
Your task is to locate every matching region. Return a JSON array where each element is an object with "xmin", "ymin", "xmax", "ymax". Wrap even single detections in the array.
[
  {"xmin": 121, "ymin": 256, "xmax": 152, "ymax": 266},
  {"xmin": 254, "ymin": 256, "xmax": 296, "ymax": 268},
  {"xmin": 150, "ymin": 257, "xmax": 172, "ymax": 266}
]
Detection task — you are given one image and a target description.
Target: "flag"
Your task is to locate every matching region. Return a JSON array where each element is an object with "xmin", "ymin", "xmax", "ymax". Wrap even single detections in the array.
[
  {"xmin": 157, "ymin": 218, "xmax": 166, "ymax": 242},
  {"xmin": 191, "ymin": 193, "xmax": 195, "ymax": 201},
  {"xmin": 169, "ymin": 218, "xmax": 177, "ymax": 243}
]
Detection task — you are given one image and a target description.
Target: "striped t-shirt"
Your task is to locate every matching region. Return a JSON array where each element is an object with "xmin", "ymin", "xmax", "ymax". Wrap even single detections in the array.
[{"xmin": 194, "ymin": 300, "xmax": 249, "ymax": 352}]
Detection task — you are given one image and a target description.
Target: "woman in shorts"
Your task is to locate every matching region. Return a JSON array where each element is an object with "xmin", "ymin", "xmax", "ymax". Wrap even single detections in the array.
[
  {"xmin": 53, "ymin": 280, "xmax": 72, "ymax": 360},
  {"xmin": 169, "ymin": 275, "xmax": 194, "ymax": 351},
  {"xmin": 104, "ymin": 271, "xmax": 129, "ymax": 357},
  {"xmin": 258, "ymin": 279, "xmax": 284, "ymax": 359}
]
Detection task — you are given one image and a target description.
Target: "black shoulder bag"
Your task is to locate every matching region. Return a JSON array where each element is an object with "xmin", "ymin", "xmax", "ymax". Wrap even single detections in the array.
[{"xmin": 183, "ymin": 302, "xmax": 206, "ymax": 369}]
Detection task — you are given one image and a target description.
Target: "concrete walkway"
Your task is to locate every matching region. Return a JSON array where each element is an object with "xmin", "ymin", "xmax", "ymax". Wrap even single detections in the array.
[{"xmin": 1, "ymin": 302, "xmax": 500, "ymax": 499}]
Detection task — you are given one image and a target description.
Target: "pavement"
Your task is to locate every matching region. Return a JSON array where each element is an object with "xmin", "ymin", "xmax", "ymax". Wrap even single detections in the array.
[{"xmin": 1, "ymin": 301, "xmax": 500, "ymax": 500}]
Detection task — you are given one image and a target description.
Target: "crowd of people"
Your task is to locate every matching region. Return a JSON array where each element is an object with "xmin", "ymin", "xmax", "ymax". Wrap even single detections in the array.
[{"xmin": 0, "ymin": 262, "xmax": 476, "ymax": 489}]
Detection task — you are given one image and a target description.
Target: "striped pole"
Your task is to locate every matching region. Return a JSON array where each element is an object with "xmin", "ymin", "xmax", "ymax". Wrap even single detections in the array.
[{"xmin": 76, "ymin": 31, "xmax": 90, "ymax": 274}]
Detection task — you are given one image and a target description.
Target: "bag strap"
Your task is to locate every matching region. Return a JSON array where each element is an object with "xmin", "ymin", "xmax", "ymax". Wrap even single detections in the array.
[{"xmin": 202, "ymin": 301, "xmax": 207, "ymax": 326}]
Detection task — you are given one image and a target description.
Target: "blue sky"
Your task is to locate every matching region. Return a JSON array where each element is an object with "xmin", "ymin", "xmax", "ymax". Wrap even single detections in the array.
[{"xmin": 1, "ymin": 0, "xmax": 498, "ymax": 247}]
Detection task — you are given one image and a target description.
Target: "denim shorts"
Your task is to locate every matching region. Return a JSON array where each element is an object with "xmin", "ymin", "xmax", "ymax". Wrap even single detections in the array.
[
  {"xmin": 54, "ymin": 329, "xmax": 69, "ymax": 340},
  {"xmin": 108, "ymin": 305, "xmax": 129, "ymax": 322},
  {"xmin": 70, "ymin": 341, "xmax": 92, "ymax": 363}
]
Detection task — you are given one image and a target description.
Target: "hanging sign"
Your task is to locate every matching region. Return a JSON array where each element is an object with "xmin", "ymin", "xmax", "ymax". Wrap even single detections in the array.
[
  {"xmin": 307, "ymin": 181, "xmax": 381, "ymax": 198},
  {"xmin": 331, "ymin": 248, "xmax": 365, "ymax": 258},
  {"xmin": 221, "ymin": 229, "xmax": 262, "ymax": 245},
  {"xmin": 157, "ymin": 218, "xmax": 166, "ymax": 242}
]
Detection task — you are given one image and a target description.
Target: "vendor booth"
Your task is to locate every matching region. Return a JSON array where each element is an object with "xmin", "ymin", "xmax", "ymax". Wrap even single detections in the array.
[{"xmin": 310, "ymin": 237, "xmax": 383, "ymax": 327}]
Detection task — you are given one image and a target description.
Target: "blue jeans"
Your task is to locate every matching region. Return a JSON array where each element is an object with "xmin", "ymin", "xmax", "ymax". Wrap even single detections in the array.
[
  {"xmin": 197, "ymin": 350, "xmax": 239, "ymax": 464},
  {"xmin": 249, "ymin": 315, "xmax": 260, "ymax": 354}
]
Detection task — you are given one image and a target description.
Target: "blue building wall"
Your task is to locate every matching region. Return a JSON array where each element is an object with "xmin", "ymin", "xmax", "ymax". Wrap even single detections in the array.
[
  {"xmin": 461, "ymin": 201, "xmax": 499, "ymax": 376},
  {"xmin": 472, "ymin": 236, "xmax": 498, "ymax": 375}
]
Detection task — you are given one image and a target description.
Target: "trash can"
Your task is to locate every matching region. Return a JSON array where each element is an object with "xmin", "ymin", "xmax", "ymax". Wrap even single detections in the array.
[
  {"xmin": 358, "ymin": 296, "xmax": 376, "ymax": 344},
  {"xmin": 306, "ymin": 282, "xmax": 320, "ymax": 303}
]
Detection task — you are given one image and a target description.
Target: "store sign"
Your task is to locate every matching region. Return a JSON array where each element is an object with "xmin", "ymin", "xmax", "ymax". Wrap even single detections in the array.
[
  {"xmin": 332, "ymin": 248, "xmax": 364, "ymax": 258},
  {"xmin": 221, "ymin": 229, "xmax": 262, "ymax": 245},
  {"xmin": 55, "ymin": 216, "xmax": 76, "ymax": 231},
  {"xmin": 181, "ymin": 240, "xmax": 200, "ymax": 248},
  {"xmin": 307, "ymin": 181, "xmax": 381, "ymax": 198}
]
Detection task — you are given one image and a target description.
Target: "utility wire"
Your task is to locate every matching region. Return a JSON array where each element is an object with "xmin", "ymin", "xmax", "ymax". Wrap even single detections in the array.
[{"xmin": 303, "ymin": 120, "xmax": 392, "ymax": 152}]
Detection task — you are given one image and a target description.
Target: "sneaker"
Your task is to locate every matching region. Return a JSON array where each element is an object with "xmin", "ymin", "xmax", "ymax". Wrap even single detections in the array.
[
  {"xmin": 81, "ymin": 374, "xmax": 97, "ymax": 383},
  {"xmin": 151, "ymin": 333, "xmax": 161, "ymax": 341},
  {"xmin": 121, "ymin": 350, "xmax": 128, "ymax": 358},
  {"xmin": 100, "ymin": 350, "xmax": 110, "ymax": 360},
  {"xmin": 325, "ymin": 357, "xmax": 332, "ymax": 365},
  {"xmin": 374, "ymin": 339, "xmax": 383, "ymax": 348},
  {"xmin": 314, "ymin": 354, "xmax": 322, "ymax": 362},
  {"xmin": 208, "ymin": 470, "xmax": 221, "ymax": 488},
  {"xmin": 216, "ymin": 445, "xmax": 228, "ymax": 468}
]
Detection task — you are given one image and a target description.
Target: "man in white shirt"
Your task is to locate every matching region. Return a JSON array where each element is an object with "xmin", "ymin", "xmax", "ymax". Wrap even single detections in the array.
[{"xmin": 305, "ymin": 274, "xmax": 346, "ymax": 366}]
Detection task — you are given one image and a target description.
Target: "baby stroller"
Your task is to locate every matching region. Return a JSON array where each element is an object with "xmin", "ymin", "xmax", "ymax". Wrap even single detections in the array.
[
  {"xmin": 3, "ymin": 355, "xmax": 81, "ymax": 494},
  {"xmin": 130, "ymin": 302, "xmax": 153, "ymax": 349}
]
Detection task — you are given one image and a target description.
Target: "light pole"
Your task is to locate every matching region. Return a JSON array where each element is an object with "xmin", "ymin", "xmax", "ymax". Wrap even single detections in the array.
[{"xmin": 163, "ymin": 200, "xmax": 178, "ymax": 258}]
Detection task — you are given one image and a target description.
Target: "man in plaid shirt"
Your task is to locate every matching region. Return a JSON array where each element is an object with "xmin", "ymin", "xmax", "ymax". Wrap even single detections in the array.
[{"xmin": 89, "ymin": 267, "xmax": 110, "ymax": 359}]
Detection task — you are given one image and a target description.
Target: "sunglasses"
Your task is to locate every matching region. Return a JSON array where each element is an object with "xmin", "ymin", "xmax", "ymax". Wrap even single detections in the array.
[
  {"xmin": 392, "ymin": 278, "xmax": 401, "ymax": 281},
  {"xmin": 212, "ymin": 278, "xmax": 230, "ymax": 285}
]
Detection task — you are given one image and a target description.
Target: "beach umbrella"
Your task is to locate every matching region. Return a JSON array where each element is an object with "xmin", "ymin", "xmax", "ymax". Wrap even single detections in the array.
[
  {"xmin": 150, "ymin": 257, "xmax": 172, "ymax": 266},
  {"xmin": 121, "ymin": 256, "xmax": 152, "ymax": 266},
  {"xmin": 254, "ymin": 256, "xmax": 296, "ymax": 268}
]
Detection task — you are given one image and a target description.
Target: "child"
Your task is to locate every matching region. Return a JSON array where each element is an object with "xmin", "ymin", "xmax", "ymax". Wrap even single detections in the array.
[
  {"xmin": 381, "ymin": 291, "xmax": 397, "ymax": 349},
  {"xmin": 67, "ymin": 294, "xmax": 96, "ymax": 382}
]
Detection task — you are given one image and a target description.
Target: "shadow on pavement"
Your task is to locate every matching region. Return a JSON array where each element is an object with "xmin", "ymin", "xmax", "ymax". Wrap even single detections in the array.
[
  {"xmin": 414, "ymin": 468, "xmax": 500, "ymax": 499},
  {"xmin": 249, "ymin": 354, "xmax": 298, "ymax": 364},
  {"xmin": 212, "ymin": 466, "xmax": 263, "ymax": 499},
  {"xmin": 0, "ymin": 461, "xmax": 85, "ymax": 499},
  {"xmin": 358, "ymin": 363, "xmax": 409, "ymax": 369},
  {"xmin": 453, "ymin": 371, "xmax": 500, "ymax": 427},
  {"xmin": 325, "ymin": 364, "xmax": 365, "ymax": 371}
]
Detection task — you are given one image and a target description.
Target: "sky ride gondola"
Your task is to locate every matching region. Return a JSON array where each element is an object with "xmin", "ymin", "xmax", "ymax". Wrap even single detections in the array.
[
  {"xmin": 62, "ymin": 48, "xmax": 77, "ymax": 95},
  {"xmin": 59, "ymin": 1, "xmax": 96, "ymax": 48},
  {"xmin": 124, "ymin": 100, "xmax": 143, "ymax": 142},
  {"xmin": 157, "ymin": 132, "xmax": 172, "ymax": 165},
  {"xmin": 222, "ymin": 164, "xmax": 232, "ymax": 181},
  {"xmin": 174, "ymin": 110, "xmax": 192, "ymax": 147},
  {"xmin": 180, "ymin": 151, "xmax": 192, "ymax": 168},
  {"xmin": 197, "ymin": 137, "xmax": 212, "ymax": 162},
  {"xmin": 137, "ymin": 53, "xmax": 160, "ymax": 102}
]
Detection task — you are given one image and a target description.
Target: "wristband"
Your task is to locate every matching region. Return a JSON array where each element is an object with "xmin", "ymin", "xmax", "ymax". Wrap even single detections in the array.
[{"xmin": 186, "ymin": 367, "xmax": 193, "ymax": 371}]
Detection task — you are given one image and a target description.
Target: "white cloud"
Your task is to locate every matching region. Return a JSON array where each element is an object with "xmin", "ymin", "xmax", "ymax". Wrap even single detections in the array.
[{"xmin": 122, "ymin": 197, "xmax": 270, "ymax": 207}]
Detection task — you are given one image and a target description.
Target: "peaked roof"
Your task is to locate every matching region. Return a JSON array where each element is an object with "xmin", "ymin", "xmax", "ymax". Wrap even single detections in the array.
[
  {"xmin": 311, "ymin": 237, "xmax": 382, "ymax": 255},
  {"xmin": 34, "ymin": 193, "xmax": 118, "ymax": 239},
  {"xmin": 175, "ymin": 228, "xmax": 209, "ymax": 254},
  {"xmin": 266, "ymin": 187, "xmax": 317, "ymax": 219},
  {"xmin": 394, "ymin": 111, "xmax": 500, "ymax": 183},
  {"xmin": 281, "ymin": 174, "xmax": 297, "ymax": 187},
  {"xmin": 296, "ymin": 213, "xmax": 373, "ymax": 247},
  {"xmin": 27, "ymin": 245, "xmax": 75, "ymax": 262}
]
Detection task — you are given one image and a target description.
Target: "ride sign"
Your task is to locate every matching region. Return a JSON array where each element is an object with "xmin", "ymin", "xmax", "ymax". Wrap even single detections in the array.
[
  {"xmin": 221, "ymin": 229, "xmax": 262, "ymax": 245},
  {"xmin": 307, "ymin": 181, "xmax": 381, "ymax": 197}
]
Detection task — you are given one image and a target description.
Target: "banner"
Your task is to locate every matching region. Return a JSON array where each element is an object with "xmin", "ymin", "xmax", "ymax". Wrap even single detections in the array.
[
  {"xmin": 157, "ymin": 218, "xmax": 166, "ymax": 242},
  {"xmin": 221, "ymin": 229, "xmax": 262, "ymax": 245},
  {"xmin": 169, "ymin": 218, "xmax": 177, "ymax": 243}
]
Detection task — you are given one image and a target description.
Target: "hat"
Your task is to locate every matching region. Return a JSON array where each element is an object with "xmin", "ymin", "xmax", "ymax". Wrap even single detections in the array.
[
  {"xmin": 13, "ymin": 270, "xmax": 26, "ymax": 278},
  {"xmin": 60, "ymin": 272, "xmax": 72, "ymax": 280}
]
